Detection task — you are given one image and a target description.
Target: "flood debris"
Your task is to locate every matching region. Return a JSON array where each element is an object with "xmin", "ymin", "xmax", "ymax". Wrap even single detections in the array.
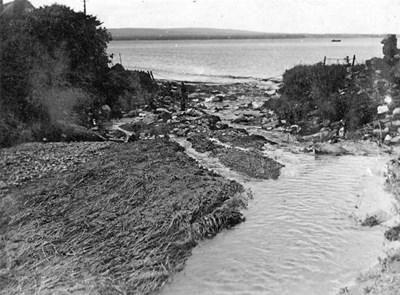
[
  {"xmin": 0, "ymin": 140, "xmax": 249, "ymax": 295},
  {"xmin": 384, "ymin": 226, "xmax": 400, "ymax": 241},
  {"xmin": 361, "ymin": 215, "xmax": 380, "ymax": 227},
  {"xmin": 187, "ymin": 133, "xmax": 284, "ymax": 179}
]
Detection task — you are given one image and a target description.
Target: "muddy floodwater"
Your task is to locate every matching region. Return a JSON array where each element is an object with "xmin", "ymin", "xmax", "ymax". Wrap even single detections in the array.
[{"xmin": 159, "ymin": 140, "xmax": 395, "ymax": 295}]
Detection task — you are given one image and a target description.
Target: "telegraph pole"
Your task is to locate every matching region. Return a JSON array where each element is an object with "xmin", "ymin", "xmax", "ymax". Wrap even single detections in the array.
[{"xmin": 83, "ymin": 0, "xmax": 86, "ymax": 14}]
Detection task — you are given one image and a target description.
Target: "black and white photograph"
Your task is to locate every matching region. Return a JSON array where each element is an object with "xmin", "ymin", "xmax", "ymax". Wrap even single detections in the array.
[{"xmin": 1, "ymin": 1, "xmax": 400, "ymax": 294}]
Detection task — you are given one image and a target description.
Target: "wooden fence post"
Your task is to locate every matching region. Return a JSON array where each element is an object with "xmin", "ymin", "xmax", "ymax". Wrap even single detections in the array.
[
  {"xmin": 352, "ymin": 55, "xmax": 356, "ymax": 66},
  {"xmin": 323, "ymin": 56, "xmax": 326, "ymax": 66}
]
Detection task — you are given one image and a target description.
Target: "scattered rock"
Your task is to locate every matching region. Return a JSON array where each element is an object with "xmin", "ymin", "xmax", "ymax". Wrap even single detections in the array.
[
  {"xmin": 384, "ymin": 134, "xmax": 393, "ymax": 144},
  {"xmin": 385, "ymin": 225, "xmax": 400, "ymax": 241},
  {"xmin": 185, "ymin": 108, "xmax": 204, "ymax": 117},
  {"xmin": 156, "ymin": 108, "xmax": 172, "ymax": 121},
  {"xmin": 142, "ymin": 113, "xmax": 158, "ymax": 125},
  {"xmin": 232, "ymin": 115, "xmax": 249, "ymax": 124},
  {"xmin": 378, "ymin": 105, "xmax": 389, "ymax": 114},
  {"xmin": 391, "ymin": 136, "xmax": 400, "ymax": 144},
  {"xmin": 361, "ymin": 215, "xmax": 380, "ymax": 227},
  {"xmin": 262, "ymin": 121, "xmax": 279, "ymax": 130},
  {"xmin": 313, "ymin": 143, "xmax": 350, "ymax": 155},
  {"xmin": 251, "ymin": 101, "xmax": 264, "ymax": 110},
  {"xmin": 123, "ymin": 110, "xmax": 140, "ymax": 118}
]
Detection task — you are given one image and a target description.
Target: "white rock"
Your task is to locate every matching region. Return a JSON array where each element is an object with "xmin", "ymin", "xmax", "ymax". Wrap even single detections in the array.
[
  {"xmin": 384, "ymin": 134, "xmax": 393, "ymax": 144},
  {"xmin": 339, "ymin": 127, "xmax": 345, "ymax": 137},
  {"xmin": 252, "ymin": 101, "xmax": 264, "ymax": 110},
  {"xmin": 393, "ymin": 108, "xmax": 400, "ymax": 116},
  {"xmin": 377, "ymin": 105, "xmax": 389, "ymax": 114},
  {"xmin": 265, "ymin": 89, "xmax": 276, "ymax": 96},
  {"xmin": 391, "ymin": 136, "xmax": 400, "ymax": 144}
]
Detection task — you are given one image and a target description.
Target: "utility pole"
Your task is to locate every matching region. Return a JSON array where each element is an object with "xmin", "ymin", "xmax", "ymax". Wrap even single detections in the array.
[{"xmin": 83, "ymin": 0, "xmax": 86, "ymax": 14}]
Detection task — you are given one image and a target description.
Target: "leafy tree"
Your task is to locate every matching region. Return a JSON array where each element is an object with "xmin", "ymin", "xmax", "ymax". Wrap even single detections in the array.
[
  {"xmin": 26, "ymin": 5, "xmax": 111, "ymax": 90},
  {"xmin": 0, "ymin": 4, "xmax": 112, "ymax": 147}
]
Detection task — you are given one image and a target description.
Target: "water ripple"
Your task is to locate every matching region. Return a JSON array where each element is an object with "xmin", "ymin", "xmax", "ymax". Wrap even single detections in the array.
[{"xmin": 159, "ymin": 152, "xmax": 391, "ymax": 295}]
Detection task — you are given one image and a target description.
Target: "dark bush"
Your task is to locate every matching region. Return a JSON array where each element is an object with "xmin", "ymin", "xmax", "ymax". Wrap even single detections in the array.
[
  {"xmin": 0, "ymin": 4, "xmax": 112, "ymax": 147},
  {"xmin": 270, "ymin": 63, "xmax": 376, "ymax": 132}
]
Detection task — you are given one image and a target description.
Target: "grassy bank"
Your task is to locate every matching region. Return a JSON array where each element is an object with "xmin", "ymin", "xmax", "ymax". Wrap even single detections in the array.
[{"xmin": 0, "ymin": 140, "xmax": 247, "ymax": 294}]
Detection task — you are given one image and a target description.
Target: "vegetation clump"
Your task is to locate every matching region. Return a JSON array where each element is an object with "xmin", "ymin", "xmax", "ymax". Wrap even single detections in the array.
[
  {"xmin": 267, "ymin": 63, "xmax": 377, "ymax": 134},
  {"xmin": 188, "ymin": 133, "xmax": 284, "ymax": 179},
  {"xmin": 0, "ymin": 4, "xmax": 157, "ymax": 148}
]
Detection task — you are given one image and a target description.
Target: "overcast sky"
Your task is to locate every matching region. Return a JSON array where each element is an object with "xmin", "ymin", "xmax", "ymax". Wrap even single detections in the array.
[{"xmin": 29, "ymin": 0, "xmax": 400, "ymax": 34}]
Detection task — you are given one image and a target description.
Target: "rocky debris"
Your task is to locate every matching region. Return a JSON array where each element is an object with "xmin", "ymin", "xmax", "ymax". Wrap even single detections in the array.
[
  {"xmin": 385, "ymin": 225, "xmax": 400, "ymax": 241},
  {"xmin": 232, "ymin": 115, "xmax": 249, "ymax": 124},
  {"xmin": 361, "ymin": 215, "xmax": 380, "ymax": 227},
  {"xmin": 312, "ymin": 142, "xmax": 351, "ymax": 156},
  {"xmin": 141, "ymin": 112, "xmax": 158, "ymax": 124},
  {"xmin": 378, "ymin": 105, "xmax": 390, "ymax": 115},
  {"xmin": 385, "ymin": 157, "xmax": 400, "ymax": 201},
  {"xmin": 122, "ymin": 109, "xmax": 140, "ymax": 118},
  {"xmin": 0, "ymin": 142, "xmax": 114, "ymax": 189},
  {"xmin": 361, "ymin": 210, "xmax": 393, "ymax": 227},
  {"xmin": 155, "ymin": 108, "xmax": 172, "ymax": 121}
]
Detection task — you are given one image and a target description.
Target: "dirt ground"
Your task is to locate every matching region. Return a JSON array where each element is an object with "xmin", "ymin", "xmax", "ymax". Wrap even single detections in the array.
[{"xmin": 0, "ymin": 140, "xmax": 248, "ymax": 295}]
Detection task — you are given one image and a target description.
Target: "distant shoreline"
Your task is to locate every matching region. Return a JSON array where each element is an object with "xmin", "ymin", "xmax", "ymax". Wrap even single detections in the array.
[{"xmin": 109, "ymin": 28, "xmax": 385, "ymax": 41}]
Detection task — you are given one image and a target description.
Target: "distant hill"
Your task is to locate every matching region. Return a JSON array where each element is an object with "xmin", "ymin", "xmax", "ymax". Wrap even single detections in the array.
[
  {"xmin": 109, "ymin": 28, "xmax": 306, "ymax": 40},
  {"xmin": 109, "ymin": 28, "xmax": 385, "ymax": 41}
]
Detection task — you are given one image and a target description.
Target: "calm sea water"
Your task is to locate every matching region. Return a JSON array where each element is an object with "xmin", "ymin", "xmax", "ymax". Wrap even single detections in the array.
[{"xmin": 108, "ymin": 38, "xmax": 382, "ymax": 83}]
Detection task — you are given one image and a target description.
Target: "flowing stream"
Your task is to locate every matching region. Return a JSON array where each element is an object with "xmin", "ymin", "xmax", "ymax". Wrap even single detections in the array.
[{"xmin": 159, "ymin": 139, "xmax": 397, "ymax": 295}]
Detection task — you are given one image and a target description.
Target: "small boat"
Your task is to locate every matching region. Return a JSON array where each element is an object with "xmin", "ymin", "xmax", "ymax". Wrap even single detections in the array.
[{"xmin": 331, "ymin": 39, "xmax": 341, "ymax": 42}]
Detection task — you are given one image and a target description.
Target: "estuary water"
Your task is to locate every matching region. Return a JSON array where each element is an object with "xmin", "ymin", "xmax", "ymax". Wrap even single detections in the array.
[
  {"xmin": 108, "ymin": 38, "xmax": 382, "ymax": 83},
  {"xmin": 158, "ymin": 140, "xmax": 395, "ymax": 295}
]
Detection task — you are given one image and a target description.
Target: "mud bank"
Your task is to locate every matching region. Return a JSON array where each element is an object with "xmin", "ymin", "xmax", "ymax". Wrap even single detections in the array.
[{"xmin": 0, "ymin": 140, "xmax": 248, "ymax": 295}]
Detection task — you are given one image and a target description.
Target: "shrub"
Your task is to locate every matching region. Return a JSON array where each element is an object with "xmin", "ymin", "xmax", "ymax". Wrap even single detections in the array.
[
  {"xmin": 0, "ymin": 4, "xmax": 112, "ymax": 147},
  {"xmin": 271, "ymin": 63, "xmax": 376, "ymax": 132}
]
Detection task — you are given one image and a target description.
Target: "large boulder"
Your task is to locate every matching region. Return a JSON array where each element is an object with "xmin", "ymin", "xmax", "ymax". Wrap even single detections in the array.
[
  {"xmin": 200, "ymin": 114, "xmax": 221, "ymax": 129},
  {"xmin": 156, "ymin": 108, "xmax": 172, "ymax": 122},
  {"xmin": 381, "ymin": 34, "xmax": 399, "ymax": 64}
]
